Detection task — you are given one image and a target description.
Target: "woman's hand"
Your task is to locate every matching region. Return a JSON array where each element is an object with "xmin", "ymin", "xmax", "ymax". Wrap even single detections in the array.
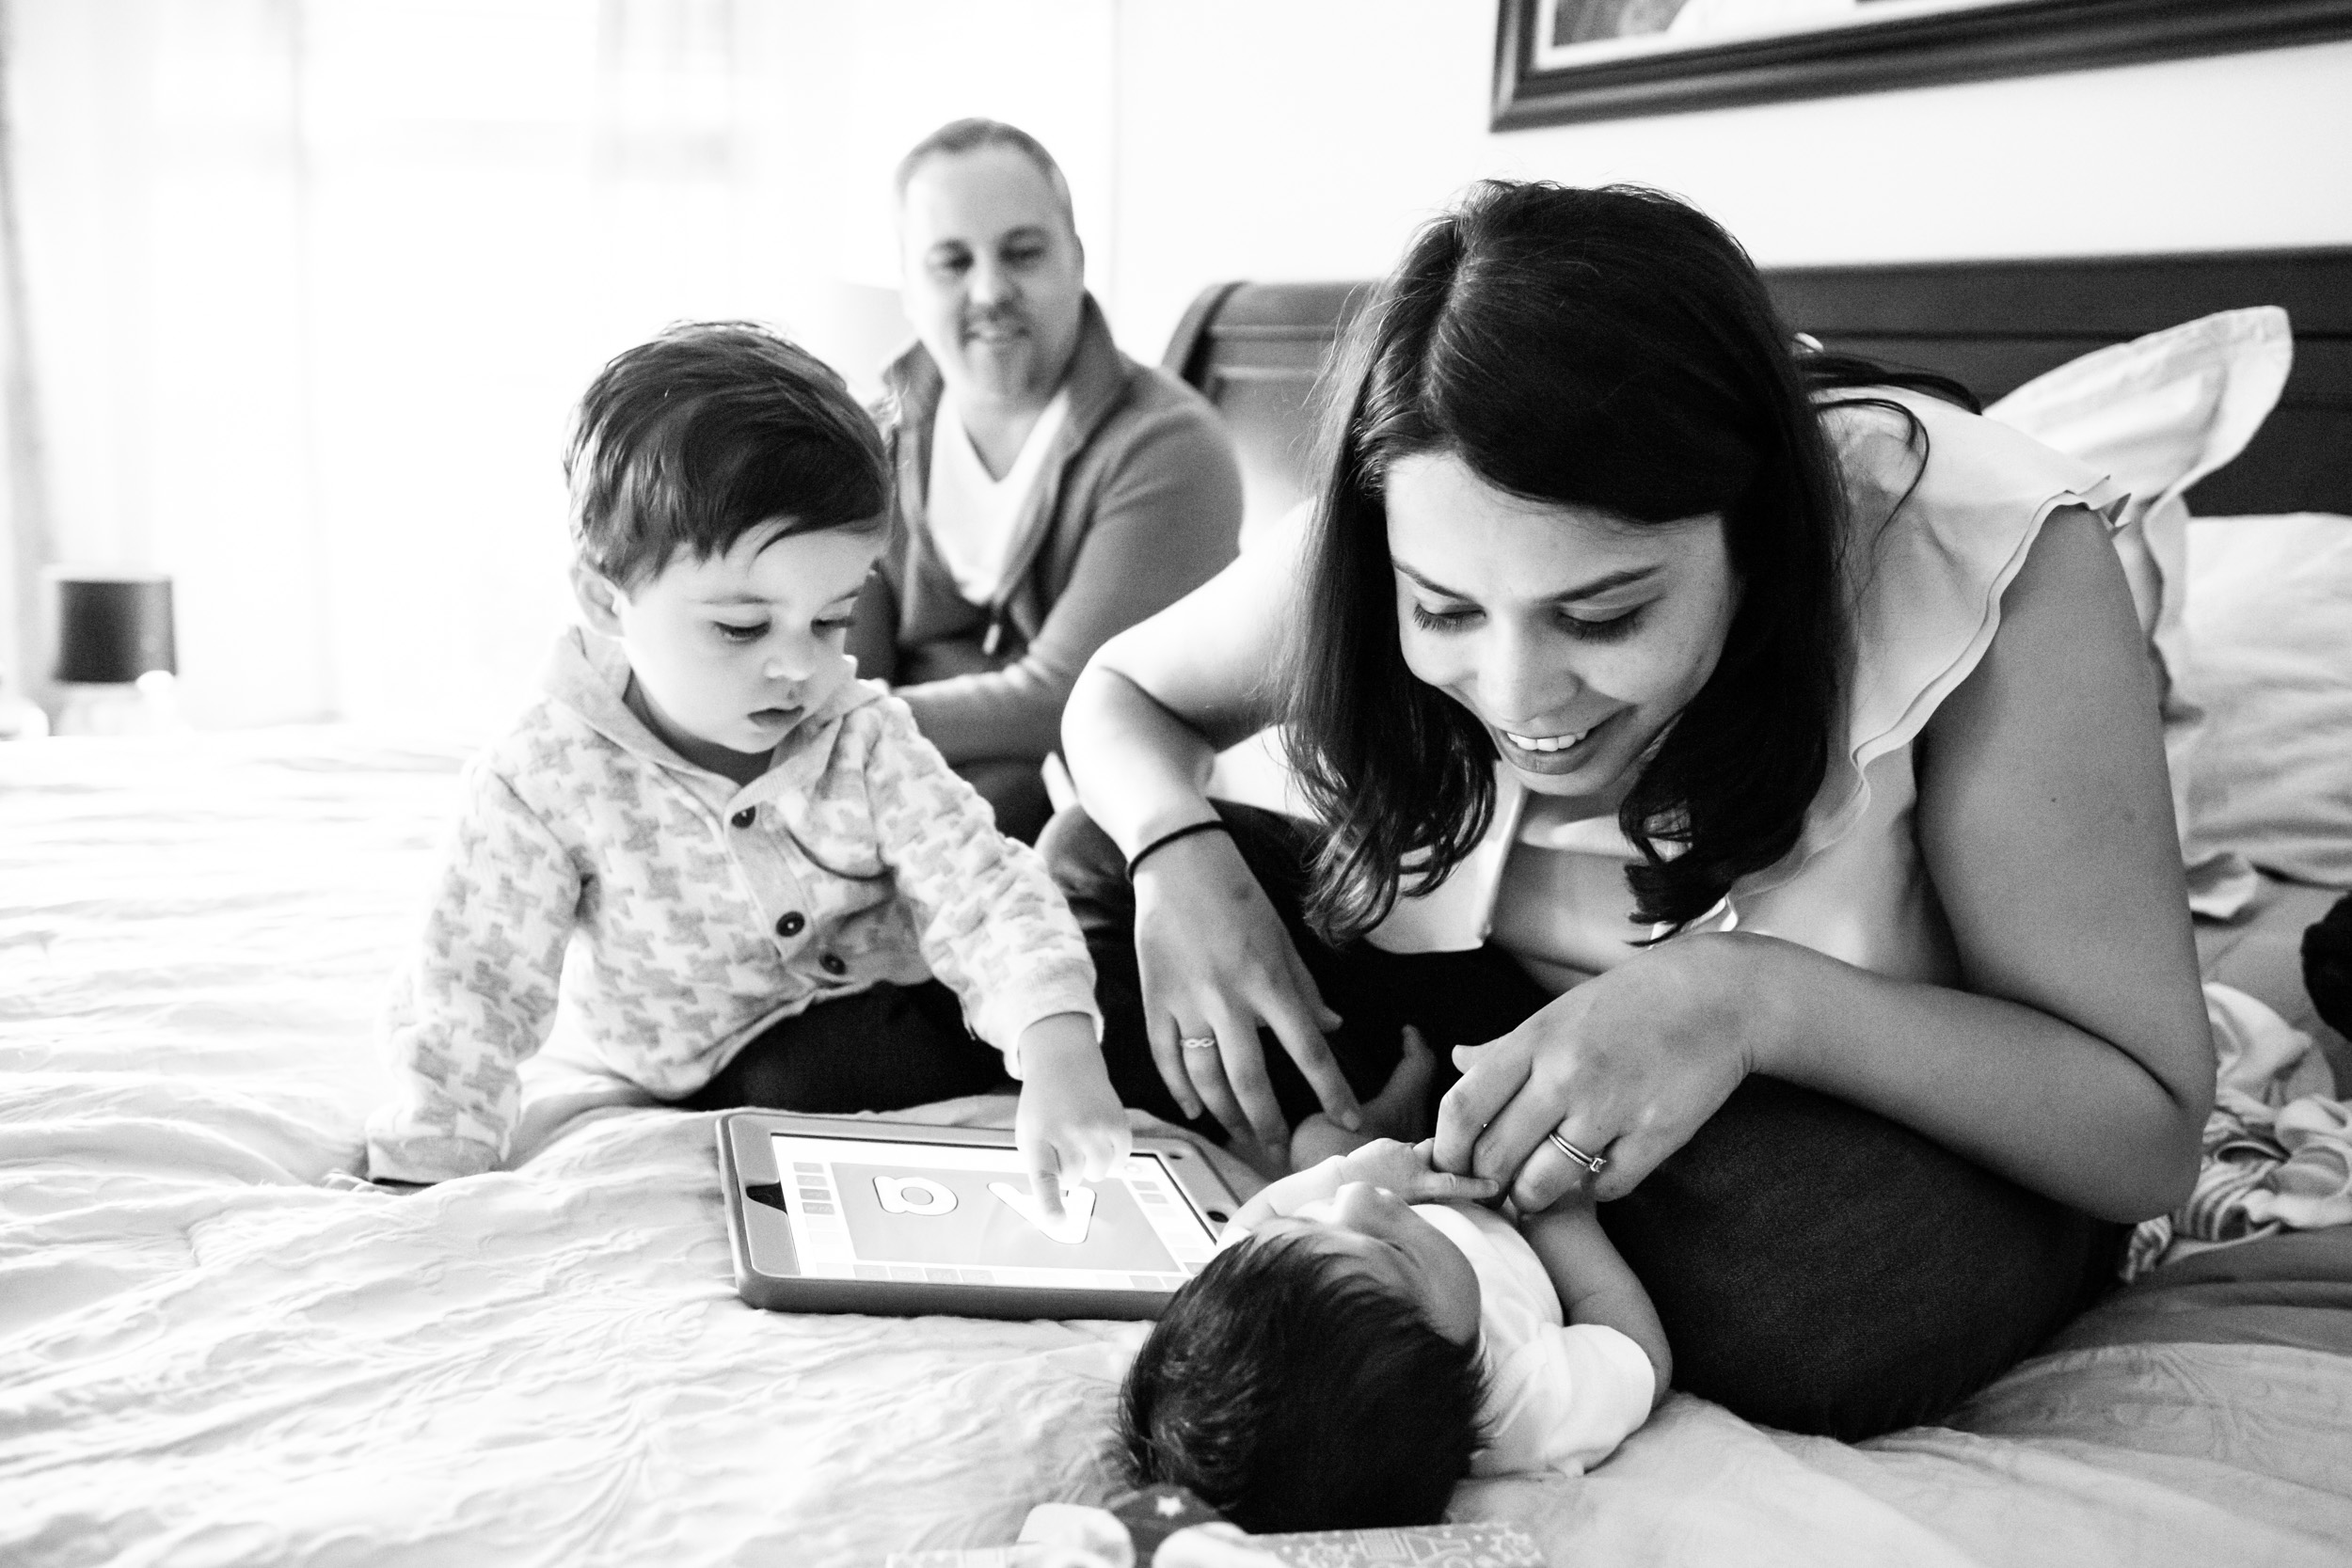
[
  {"xmin": 1134, "ymin": 828, "xmax": 1362, "ymax": 1152},
  {"xmin": 1434, "ymin": 932, "xmax": 1760, "ymax": 1212}
]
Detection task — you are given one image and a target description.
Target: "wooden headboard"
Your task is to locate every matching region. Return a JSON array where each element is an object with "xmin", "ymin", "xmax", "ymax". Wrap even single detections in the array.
[{"xmin": 1161, "ymin": 248, "xmax": 2352, "ymax": 538}]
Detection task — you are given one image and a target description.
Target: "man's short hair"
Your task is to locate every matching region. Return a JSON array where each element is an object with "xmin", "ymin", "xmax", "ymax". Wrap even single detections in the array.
[
  {"xmin": 1117, "ymin": 1234, "xmax": 1487, "ymax": 1532},
  {"xmin": 564, "ymin": 321, "xmax": 886, "ymax": 588},
  {"xmin": 893, "ymin": 117, "xmax": 1076, "ymax": 235}
]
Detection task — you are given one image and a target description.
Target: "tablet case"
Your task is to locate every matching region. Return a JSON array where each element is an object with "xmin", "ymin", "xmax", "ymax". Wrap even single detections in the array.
[{"xmin": 717, "ymin": 1111, "xmax": 1244, "ymax": 1321}]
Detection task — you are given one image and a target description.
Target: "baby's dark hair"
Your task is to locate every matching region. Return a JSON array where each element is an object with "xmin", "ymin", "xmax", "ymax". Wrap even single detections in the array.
[
  {"xmin": 1118, "ymin": 1234, "xmax": 1486, "ymax": 1532},
  {"xmin": 564, "ymin": 321, "xmax": 887, "ymax": 588}
]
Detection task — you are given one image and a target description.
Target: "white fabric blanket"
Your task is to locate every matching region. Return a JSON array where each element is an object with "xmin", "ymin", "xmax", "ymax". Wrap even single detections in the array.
[{"xmin": 4, "ymin": 730, "xmax": 2349, "ymax": 1567}]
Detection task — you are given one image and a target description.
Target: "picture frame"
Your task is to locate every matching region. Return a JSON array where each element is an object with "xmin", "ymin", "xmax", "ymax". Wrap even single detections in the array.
[{"xmin": 1493, "ymin": 0, "xmax": 2352, "ymax": 130}]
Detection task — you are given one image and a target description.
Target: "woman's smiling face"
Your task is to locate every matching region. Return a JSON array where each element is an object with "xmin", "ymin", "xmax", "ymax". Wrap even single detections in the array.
[{"xmin": 1385, "ymin": 451, "xmax": 1741, "ymax": 807}]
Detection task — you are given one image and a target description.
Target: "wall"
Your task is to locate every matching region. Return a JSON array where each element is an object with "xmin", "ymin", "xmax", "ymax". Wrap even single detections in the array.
[
  {"xmin": 2, "ymin": 0, "xmax": 1118, "ymax": 733},
  {"xmin": 1101, "ymin": 1, "xmax": 2352, "ymax": 362},
  {"xmin": 7, "ymin": 1, "xmax": 2345, "ymax": 729}
]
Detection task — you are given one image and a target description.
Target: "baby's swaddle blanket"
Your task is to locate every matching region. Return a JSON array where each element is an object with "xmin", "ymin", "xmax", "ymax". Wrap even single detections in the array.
[{"xmin": 2124, "ymin": 982, "xmax": 2352, "ymax": 1279}]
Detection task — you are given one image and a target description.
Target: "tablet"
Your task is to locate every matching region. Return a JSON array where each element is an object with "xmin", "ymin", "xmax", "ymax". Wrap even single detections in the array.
[{"xmin": 716, "ymin": 1111, "xmax": 1246, "ymax": 1321}]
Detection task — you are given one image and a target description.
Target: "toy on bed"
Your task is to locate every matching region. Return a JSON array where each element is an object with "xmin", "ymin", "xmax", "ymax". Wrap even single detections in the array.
[
  {"xmin": 3, "ymin": 249, "xmax": 2351, "ymax": 1568},
  {"xmin": 888, "ymin": 1488, "xmax": 1549, "ymax": 1566}
]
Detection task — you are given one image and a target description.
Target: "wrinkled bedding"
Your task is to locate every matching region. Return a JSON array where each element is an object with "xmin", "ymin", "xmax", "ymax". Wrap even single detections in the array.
[{"xmin": 3, "ymin": 730, "xmax": 2348, "ymax": 1566}]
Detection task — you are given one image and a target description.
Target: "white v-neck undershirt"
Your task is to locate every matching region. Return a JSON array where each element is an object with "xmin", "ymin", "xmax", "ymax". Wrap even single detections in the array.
[{"xmin": 926, "ymin": 389, "xmax": 1071, "ymax": 607}]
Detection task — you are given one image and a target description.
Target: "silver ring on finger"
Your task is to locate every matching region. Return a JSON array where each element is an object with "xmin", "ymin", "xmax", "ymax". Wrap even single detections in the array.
[
  {"xmin": 1547, "ymin": 1129, "xmax": 1609, "ymax": 1175},
  {"xmin": 1179, "ymin": 1035, "xmax": 1221, "ymax": 1054}
]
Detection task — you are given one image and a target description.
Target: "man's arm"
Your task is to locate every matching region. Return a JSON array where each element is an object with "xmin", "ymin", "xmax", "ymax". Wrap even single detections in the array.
[
  {"xmin": 898, "ymin": 398, "xmax": 1242, "ymax": 762},
  {"xmin": 846, "ymin": 570, "xmax": 900, "ymax": 686}
]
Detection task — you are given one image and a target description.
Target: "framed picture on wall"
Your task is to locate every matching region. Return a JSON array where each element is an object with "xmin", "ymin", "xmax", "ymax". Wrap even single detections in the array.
[{"xmin": 1493, "ymin": 0, "xmax": 2352, "ymax": 129}]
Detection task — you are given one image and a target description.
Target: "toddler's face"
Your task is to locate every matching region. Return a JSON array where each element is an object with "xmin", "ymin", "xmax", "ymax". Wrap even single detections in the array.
[
  {"xmin": 1258, "ymin": 1180, "xmax": 1482, "ymax": 1344},
  {"xmin": 586, "ymin": 519, "xmax": 882, "ymax": 765}
]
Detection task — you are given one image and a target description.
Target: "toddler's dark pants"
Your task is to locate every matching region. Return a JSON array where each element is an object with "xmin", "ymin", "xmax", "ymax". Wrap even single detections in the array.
[
  {"xmin": 1041, "ymin": 800, "xmax": 2124, "ymax": 1441},
  {"xmin": 681, "ymin": 980, "xmax": 1010, "ymax": 1115}
]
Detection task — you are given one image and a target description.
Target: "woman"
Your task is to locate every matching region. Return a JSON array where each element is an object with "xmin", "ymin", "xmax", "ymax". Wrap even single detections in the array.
[{"xmin": 1046, "ymin": 182, "xmax": 2214, "ymax": 1438}]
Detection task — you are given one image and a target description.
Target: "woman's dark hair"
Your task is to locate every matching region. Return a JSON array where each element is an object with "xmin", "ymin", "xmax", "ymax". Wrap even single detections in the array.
[
  {"xmin": 1119, "ymin": 1235, "xmax": 1487, "ymax": 1532},
  {"xmin": 565, "ymin": 321, "xmax": 888, "ymax": 588},
  {"xmin": 1283, "ymin": 181, "xmax": 1971, "ymax": 937}
]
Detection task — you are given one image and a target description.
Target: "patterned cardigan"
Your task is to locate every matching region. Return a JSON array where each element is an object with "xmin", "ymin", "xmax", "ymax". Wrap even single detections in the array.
[{"xmin": 364, "ymin": 628, "xmax": 1098, "ymax": 1183}]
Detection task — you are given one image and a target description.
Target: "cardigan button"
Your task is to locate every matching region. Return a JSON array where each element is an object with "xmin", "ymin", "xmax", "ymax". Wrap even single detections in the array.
[
  {"xmin": 819, "ymin": 954, "xmax": 848, "ymax": 976},
  {"xmin": 775, "ymin": 911, "xmax": 805, "ymax": 939},
  {"xmin": 730, "ymin": 807, "xmax": 756, "ymax": 830}
]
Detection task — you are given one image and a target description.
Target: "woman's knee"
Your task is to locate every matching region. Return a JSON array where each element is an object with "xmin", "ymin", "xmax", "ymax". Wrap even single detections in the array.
[
  {"xmin": 1601, "ymin": 1075, "xmax": 2121, "ymax": 1438},
  {"xmin": 1039, "ymin": 803, "xmax": 1124, "ymax": 896},
  {"xmin": 956, "ymin": 758, "xmax": 1052, "ymax": 844}
]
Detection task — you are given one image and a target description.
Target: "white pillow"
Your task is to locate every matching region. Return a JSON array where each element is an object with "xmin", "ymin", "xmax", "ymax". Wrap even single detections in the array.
[
  {"xmin": 1985, "ymin": 307, "xmax": 2293, "ymax": 899},
  {"xmin": 2182, "ymin": 513, "xmax": 2352, "ymax": 889}
]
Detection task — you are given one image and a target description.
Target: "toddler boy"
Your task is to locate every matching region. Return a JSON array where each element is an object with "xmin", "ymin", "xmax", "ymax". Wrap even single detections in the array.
[{"xmin": 366, "ymin": 322, "xmax": 1127, "ymax": 1201}]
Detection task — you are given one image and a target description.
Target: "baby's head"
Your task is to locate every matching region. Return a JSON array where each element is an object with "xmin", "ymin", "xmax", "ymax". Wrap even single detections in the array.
[
  {"xmin": 1118, "ymin": 1180, "xmax": 1487, "ymax": 1531},
  {"xmin": 564, "ymin": 322, "xmax": 888, "ymax": 768}
]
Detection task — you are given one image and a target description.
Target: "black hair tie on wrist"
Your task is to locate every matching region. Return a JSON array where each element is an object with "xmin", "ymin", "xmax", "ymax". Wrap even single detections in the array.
[{"xmin": 1124, "ymin": 819, "xmax": 1232, "ymax": 881}]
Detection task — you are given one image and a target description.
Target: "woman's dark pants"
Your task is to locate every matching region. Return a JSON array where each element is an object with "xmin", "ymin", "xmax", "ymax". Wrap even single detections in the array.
[{"xmin": 1040, "ymin": 800, "xmax": 2123, "ymax": 1441}]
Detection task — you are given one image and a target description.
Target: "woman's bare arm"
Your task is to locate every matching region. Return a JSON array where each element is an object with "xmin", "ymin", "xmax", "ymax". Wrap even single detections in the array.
[
  {"xmin": 1060, "ymin": 508, "xmax": 1308, "ymax": 851},
  {"xmin": 1060, "ymin": 509, "xmax": 1367, "ymax": 1143},
  {"xmin": 1785, "ymin": 502, "xmax": 2214, "ymax": 1212},
  {"xmin": 1442, "ymin": 507, "xmax": 2214, "ymax": 1222}
]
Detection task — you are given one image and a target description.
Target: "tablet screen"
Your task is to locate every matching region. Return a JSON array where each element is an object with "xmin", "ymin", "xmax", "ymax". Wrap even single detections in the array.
[{"xmin": 768, "ymin": 1132, "xmax": 1221, "ymax": 1291}]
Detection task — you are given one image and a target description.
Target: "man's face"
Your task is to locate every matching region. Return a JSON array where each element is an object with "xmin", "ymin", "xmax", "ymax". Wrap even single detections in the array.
[{"xmin": 898, "ymin": 145, "xmax": 1086, "ymax": 410}]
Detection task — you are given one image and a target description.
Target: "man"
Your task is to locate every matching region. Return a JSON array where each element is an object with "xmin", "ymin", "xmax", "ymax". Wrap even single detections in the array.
[{"xmin": 851, "ymin": 119, "xmax": 1242, "ymax": 841}]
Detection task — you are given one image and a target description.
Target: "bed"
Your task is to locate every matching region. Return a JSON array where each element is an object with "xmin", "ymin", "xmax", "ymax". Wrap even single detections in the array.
[{"xmin": 5, "ymin": 250, "xmax": 2349, "ymax": 1566}]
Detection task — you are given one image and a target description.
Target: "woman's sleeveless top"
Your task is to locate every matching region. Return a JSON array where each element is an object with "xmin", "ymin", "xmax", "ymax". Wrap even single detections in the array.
[{"xmin": 1366, "ymin": 388, "xmax": 2127, "ymax": 992}]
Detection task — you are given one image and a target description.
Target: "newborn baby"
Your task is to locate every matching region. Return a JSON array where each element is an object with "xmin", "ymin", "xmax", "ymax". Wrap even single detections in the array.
[{"xmin": 1116, "ymin": 1113, "xmax": 1670, "ymax": 1531}]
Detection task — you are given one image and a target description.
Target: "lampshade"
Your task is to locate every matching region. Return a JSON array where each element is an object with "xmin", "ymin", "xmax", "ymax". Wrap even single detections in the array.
[{"xmin": 52, "ymin": 573, "xmax": 177, "ymax": 685}]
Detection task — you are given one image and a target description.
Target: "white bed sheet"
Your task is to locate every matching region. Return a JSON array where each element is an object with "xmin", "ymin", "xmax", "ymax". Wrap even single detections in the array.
[{"xmin": 3, "ymin": 730, "xmax": 2348, "ymax": 1567}]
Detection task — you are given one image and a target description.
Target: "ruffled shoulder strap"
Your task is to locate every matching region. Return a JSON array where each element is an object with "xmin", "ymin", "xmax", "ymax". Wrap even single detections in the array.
[{"xmin": 1737, "ymin": 388, "xmax": 2127, "ymax": 901}]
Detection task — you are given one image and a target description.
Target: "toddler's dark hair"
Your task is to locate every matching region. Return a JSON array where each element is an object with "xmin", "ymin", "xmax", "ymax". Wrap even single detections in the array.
[
  {"xmin": 564, "ymin": 321, "xmax": 888, "ymax": 588},
  {"xmin": 1118, "ymin": 1234, "xmax": 1486, "ymax": 1532}
]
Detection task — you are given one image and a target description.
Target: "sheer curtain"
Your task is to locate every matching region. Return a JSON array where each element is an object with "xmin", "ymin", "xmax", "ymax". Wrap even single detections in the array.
[
  {"xmin": 0, "ymin": 1, "xmax": 50, "ymax": 730},
  {"xmin": 0, "ymin": 0, "xmax": 1115, "ymax": 733}
]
